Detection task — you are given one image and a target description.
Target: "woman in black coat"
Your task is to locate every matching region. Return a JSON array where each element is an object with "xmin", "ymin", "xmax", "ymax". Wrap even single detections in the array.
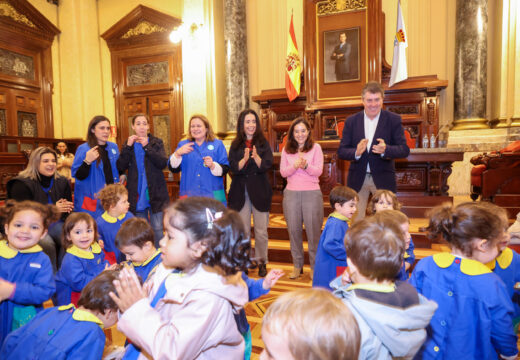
[
  {"xmin": 7, "ymin": 146, "xmax": 74, "ymax": 271},
  {"xmin": 116, "ymin": 114, "xmax": 169, "ymax": 246},
  {"xmin": 228, "ymin": 109, "xmax": 273, "ymax": 277}
]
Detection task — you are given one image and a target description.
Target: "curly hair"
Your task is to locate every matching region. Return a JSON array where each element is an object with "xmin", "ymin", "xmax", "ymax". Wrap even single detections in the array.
[
  {"xmin": 0, "ymin": 200, "xmax": 59, "ymax": 232},
  {"xmin": 164, "ymin": 197, "xmax": 253, "ymax": 275},
  {"xmin": 368, "ymin": 189, "xmax": 401, "ymax": 215},
  {"xmin": 97, "ymin": 184, "xmax": 128, "ymax": 211}
]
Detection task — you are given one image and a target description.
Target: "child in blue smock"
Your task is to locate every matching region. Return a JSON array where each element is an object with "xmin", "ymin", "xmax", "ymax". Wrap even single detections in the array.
[
  {"xmin": 116, "ymin": 217, "xmax": 162, "ymax": 282},
  {"xmin": 236, "ymin": 269, "xmax": 284, "ymax": 360},
  {"xmin": 168, "ymin": 114, "xmax": 229, "ymax": 205},
  {"xmin": 0, "ymin": 200, "xmax": 58, "ymax": 344},
  {"xmin": 313, "ymin": 186, "xmax": 358, "ymax": 290},
  {"xmin": 55, "ymin": 212, "xmax": 112, "ymax": 306},
  {"xmin": 1, "ymin": 270, "xmax": 120, "ymax": 360},
  {"xmin": 369, "ymin": 190, "xmax": 415, "ymax": 279},
  {"xmin": 486, "ymin": 218, "xmax": 520, "ymax": 321},
  {"xmin": 96, "ymin": 184, "xmax": 134, "ymax": 264},
  {"xmin": 410, "ymin": 202, "xmax": 518, "ymax": 360}
]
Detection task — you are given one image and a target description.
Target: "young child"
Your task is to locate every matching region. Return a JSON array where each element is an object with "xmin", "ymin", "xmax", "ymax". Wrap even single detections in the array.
[
  {"xmin": 0, "ymin": 200, "xmax": 59, "ymax": 344},
  {"xmin": 116, "ymin": 217, "xmax": 162, "ymax": 282},
  {"xmin": 313, "ymin": 185, "xmax": 358, "ymax": 290},
  {"xmin": 331, "ymin": 212, "xmax": 437, "ymax": 359},
  {"xmin": 1, "ymin": 270, "xmax": 120, "ymax": 360},
  {"xmin": 260, "ymin": 288, "xmax": 361, "ymax": 360},
  {"xmin": 238, "ymin": 269, "xmax": 284, "ymax": 360},
  {"xmin": 96, "ymin": 184, "xmax": 133, "ymax": 264},
  {"xmin": 410, "ymin": 202, "xmax": 518, "ymax": 359},
  {"xmin": 370, "ymin": 190, "xmax": 415, "ymax": 278},
  {"xmin": 380, "ymin": 210, "xmax": 415, "ymax": 281},
  {"xmin": 110, "ymin": 197, "xmax": 252, "ymax": 359},
  {"xmin": 55, "ymin": 212, "xmax": 111, "ymax": 306}
]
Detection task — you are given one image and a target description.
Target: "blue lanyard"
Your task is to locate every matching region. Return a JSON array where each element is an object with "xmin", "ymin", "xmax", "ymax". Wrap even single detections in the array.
[{"xmin": 41, "ymin": 178, "xmax": 54, "ymax": 204}]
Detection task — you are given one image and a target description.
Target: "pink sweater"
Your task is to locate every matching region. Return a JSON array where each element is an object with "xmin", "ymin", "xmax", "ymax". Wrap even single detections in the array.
[{"xmin": 280, "ymin": 143, "xmax": 323, "ymax": 191}]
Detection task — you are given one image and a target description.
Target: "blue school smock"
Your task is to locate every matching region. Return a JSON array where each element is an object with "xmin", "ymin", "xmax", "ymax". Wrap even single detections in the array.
[
  {"xmin": 396, "ymin": 238, "xmax": 416, "ymax": 281},
  {"xmin": 96, "ymin": 211, "xmax": 134, "ymax": 262},
  {"xmin": 127, "ymin": 249, "xmax": 163, "ymax": 282},
  {"xmin": 0, "ymin": 304, "xmax": 106, "ymax": 360},
  {"xmin": 172, "ymin": 139, "xmax": 229, "ymax": 204},
  {"xmin": 0, "ymin": 240, "xmax": 55, "ymax": 344},
  {"xmin": 486, "ymin": 247, "xmax": 520, "ymax": 317},
  {"xmin": 71, "ymin": 141, "xmax": 120, "ymax": 218},
  {"xmin": 410, "ymin": 253, "xmax": 518, "ymax": 360},
  {"xmin": 312, "ymin": 212, "xmax": 349, "ymax": 290},
  {"xmin": 55, "ymin": 242, "xmax": 108, "ymax": 306}
]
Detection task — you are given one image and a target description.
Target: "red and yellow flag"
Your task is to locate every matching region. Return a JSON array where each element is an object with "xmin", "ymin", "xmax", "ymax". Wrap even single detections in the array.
[{"xmin": 285, "ymin": 13, "xmax": 301, "ymax": 102}]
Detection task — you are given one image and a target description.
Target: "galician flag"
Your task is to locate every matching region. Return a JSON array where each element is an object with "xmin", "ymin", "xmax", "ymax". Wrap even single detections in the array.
[
  {"xmin": 285, "ymin": 13, "xmax": 301, "ymax": 101},
  {"xmin": 389, "ymin": 0, "xmax": 408, "ymax": 87}
]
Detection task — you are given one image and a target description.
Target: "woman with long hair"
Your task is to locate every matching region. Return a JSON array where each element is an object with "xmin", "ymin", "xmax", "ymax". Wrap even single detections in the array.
[
  {"xmin": 168, "ymin": 114, "xmax": 229, "ymax": 204},
  {"xmin": 228, "ymin": 109, "xmax": 273, "ymax": 277},
  {"xmin": 71, "ymin": 115, "xmax": 120, "ymax": 218},
  {"xmin": 55, "ymin": 142, "xmax": 74, "ymax": 181},
  {"xmin": 280, "ymin": 117, "xmax": 324, "ymax": 280}
]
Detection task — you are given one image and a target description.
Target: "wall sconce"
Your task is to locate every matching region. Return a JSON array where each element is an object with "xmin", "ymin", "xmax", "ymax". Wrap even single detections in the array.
[{"xmin": 169, "ymin": 23, "xmax": 203, "ymax": 44}]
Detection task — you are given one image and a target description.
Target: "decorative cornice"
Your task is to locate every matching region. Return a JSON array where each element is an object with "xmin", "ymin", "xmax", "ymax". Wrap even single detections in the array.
[
  {"xmin": 121, "ymin": 20, "xmax": 167, "ymax": 39},
  {"xmin": 0, "ymin": 1, "xmax": 35, "ymax": 28},
  {"xmin": 317, "ymin": 0, "xmax": 367, "ymax": 16}
]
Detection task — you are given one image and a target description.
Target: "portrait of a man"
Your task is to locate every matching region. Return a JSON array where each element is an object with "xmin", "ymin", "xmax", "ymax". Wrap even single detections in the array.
[{"xmin": 324, "ymin": 27, "xmax": 360, "ymax": 83}]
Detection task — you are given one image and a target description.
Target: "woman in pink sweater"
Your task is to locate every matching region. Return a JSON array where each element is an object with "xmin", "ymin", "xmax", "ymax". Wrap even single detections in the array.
[{"xmin": 280, "ymin": 117, "xmax": 324, "ymax": 280}]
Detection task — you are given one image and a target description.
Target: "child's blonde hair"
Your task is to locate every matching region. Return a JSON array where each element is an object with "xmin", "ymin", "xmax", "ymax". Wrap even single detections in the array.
[
  {"xmin": 262, "ymin": 288, "xmax": 360, "ymax": 360},
  {"xmin": 368, "ymin": 189, "xmax": 401, "ymax": 215},
  {"xmin": 61, "ymin": 212, "xmax": 99, "ymax": 249},
  {"xmin": 97, "ymin": 184, "xmax": 128, "ymax": 211}
]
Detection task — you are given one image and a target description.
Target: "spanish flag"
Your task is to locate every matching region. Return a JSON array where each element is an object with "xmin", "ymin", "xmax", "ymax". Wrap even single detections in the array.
[
  {"xmin": 389, "ymin": 0, "xmax": 408, "ymax": 87},
  {"xmin": 285, "ymin": 13, "xmax": 301, "ymax": 102}
]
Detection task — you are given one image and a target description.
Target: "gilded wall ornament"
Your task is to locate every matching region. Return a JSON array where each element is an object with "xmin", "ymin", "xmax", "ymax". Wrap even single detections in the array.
[
  {"xmin": 121, "ymin": 21, "xmax": 167, "ymax": 39},
  {"xmin": 317, "ymin": 0, "xmax": 366, "ymax": 16},
  {"xmin": 0, "ymin": 2, "xmax": 36, "ymax": 28}
]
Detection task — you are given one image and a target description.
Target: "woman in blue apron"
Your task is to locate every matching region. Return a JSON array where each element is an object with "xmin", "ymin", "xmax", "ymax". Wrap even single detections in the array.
[
  {"xmin": 168, "ymin": 114, "xmax": 229, "ymax": 204},
  {"xmin": 71, "ymin": 115, "xmax": 120, "ymax": 219}
]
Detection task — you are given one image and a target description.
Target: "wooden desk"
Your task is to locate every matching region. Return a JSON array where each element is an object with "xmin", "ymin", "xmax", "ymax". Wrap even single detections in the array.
[{"xmin": 268, "ymin": 146, "xmax": 464, "ymax": 218}]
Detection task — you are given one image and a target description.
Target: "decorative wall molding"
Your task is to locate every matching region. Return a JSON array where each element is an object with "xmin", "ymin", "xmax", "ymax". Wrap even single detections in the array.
[{"xmin": 121, "ymin": 20, "xmax": 167, "ymax": 39}]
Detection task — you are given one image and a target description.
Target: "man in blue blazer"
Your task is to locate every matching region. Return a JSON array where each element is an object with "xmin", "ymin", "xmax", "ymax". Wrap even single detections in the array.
[{"xmin": 337, "ymin": 81, "xmax": 410, "ymax": 220}]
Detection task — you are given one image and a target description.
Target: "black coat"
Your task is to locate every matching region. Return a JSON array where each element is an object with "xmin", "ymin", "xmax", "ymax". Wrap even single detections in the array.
[
  {"xmin": 117, "ymin": 134, "xmax": 169, "ymax": 214},
  {"xmin": 337, "ymin": 110, "xmax": 410, "ymax": 192},
  {"xmin": 7, "ymin": 175, "xmax": 72, "ymax": 221},
  {"xmin": 228, "ymin": 140, "xmax": 273, "ymax": 212}
]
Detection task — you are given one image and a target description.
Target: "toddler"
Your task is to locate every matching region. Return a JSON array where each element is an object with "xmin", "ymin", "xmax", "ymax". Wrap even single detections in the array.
[
  {"xmin": 0, "ymin": 200, "xmax": 58, "ymax": 343},
  {"xmin": 116, "ymin": 217, "xmax": 162, "ymax": 282},
  {"xmin": 261, "ymin": 288, "xmax": 361, "ymax": 360},
  {"xmin": 110, "ymin": 197, "xmax": 252, "ymax": 359},
  {"xmin": 55, "ymin": 212, "xmax": 111, "ymax": 306},
  {"xmin": 1, "ymin": 270, "xmax": 120, "ymax": 359},
  {"xmin": 313, "ymin": 185, "xmax": 358, "ymax": 290},
  {"xmin": 410, "ymin": 202, "xmax": 518, "ymax": 359},
  {"xmin": 96, "ymin": 184, "xmax": 134, "ymax": 263}
]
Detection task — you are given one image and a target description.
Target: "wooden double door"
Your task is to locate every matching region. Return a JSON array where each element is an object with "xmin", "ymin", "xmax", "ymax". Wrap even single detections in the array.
[{"xmin": 122, "ymin": 94, "xmax": 181, "ymax": 155}]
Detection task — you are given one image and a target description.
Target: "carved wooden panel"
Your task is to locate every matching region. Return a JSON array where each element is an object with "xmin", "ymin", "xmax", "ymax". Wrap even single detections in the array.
[
  {"xmin": 102, "ymin": 5, "xmax": 183, "ymax": 151},
  {"xmin": 0, "ymin": 108, "xmax": 5, "ymax": 135},
  {"xmin": 0, "ymin": 0, "xmax": 60, "ymax": 138},
  {"xmin": 396, "ymin": 169, "xmax": 426, "ymax": 190},
  {"xmin": 17, "ymin": 111, "xmax": 36, "ymax": 137}
]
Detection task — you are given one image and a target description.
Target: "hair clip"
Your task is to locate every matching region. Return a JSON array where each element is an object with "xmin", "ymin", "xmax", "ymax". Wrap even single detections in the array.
[{"xmin": 206, "ymin": 208, "xmax": 223, "ymax": 229}]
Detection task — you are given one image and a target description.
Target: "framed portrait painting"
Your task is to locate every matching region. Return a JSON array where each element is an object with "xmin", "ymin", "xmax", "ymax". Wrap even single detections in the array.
[{"xmin": 324, "ymin": 27, "xmax": 360, "ymax": 84}]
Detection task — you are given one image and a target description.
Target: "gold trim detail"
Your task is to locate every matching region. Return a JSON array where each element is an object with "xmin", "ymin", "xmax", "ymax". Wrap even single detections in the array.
[
  {"xmin": 121, "ymin": 21, "xmax": 167, "ymax": 39},
  {"xmin": 451, "ymin": 118, "xmax": 489, "ymax": 130},
  {"xmin": 317, "ymin": 0, "xmax": 367, "ymax": 16},
  {"xmin": 0, "ymin": 2, "xmax": 36, "ymax": 28}
]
